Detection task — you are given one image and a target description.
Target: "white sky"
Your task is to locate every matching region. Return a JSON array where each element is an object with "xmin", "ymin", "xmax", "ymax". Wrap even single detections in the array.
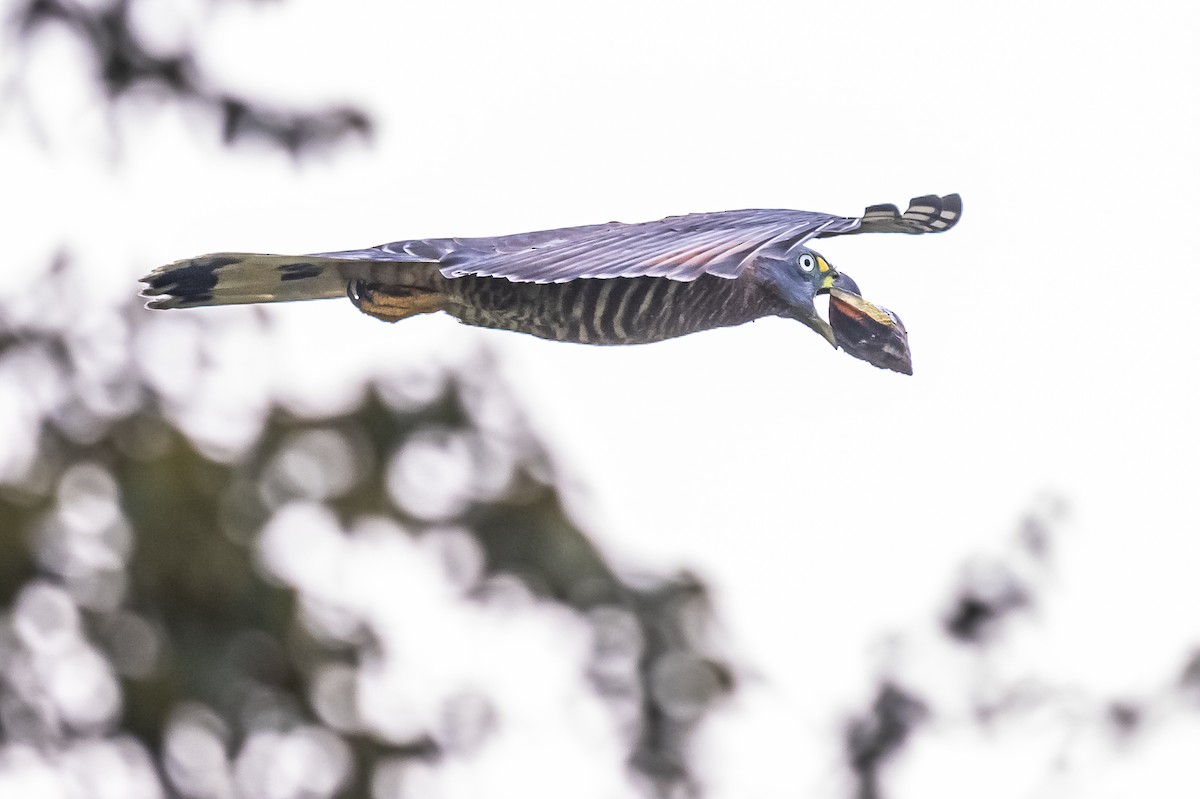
[{"xmin": 4, "ymin": 0, "xmax": 1200, "ymax": 796}]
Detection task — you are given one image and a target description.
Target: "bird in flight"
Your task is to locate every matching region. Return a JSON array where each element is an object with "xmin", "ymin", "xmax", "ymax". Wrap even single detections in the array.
[{"xmin": 142, "ymin": 194, "xmax": 961, "ymax": 374}]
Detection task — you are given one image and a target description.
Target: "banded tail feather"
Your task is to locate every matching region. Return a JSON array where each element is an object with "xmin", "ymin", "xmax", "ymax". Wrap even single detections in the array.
[{"xmin": 140, "ymin": 253, "xmax": 440, "ymax": 311}]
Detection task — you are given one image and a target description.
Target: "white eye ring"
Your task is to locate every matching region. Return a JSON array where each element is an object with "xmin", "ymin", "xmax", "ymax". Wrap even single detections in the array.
[{"xmin": 798, "ymin": 254, "xmax": 816, "ymax": 272}]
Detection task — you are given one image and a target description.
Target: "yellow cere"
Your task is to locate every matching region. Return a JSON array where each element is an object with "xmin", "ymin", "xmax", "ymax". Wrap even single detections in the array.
[{"xmin": 817, "ymin": 256, "xmax": 835, "ymax": 289}]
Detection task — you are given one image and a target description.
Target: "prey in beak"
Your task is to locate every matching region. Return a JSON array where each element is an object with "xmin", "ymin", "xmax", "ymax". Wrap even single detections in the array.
[
  {"xmin": 762, "ymin": 251, "xmax": 914, "ymax": 374},
  {"xmin": 823, "ymin": 274, "xmax": 913, "ymax": 375}
]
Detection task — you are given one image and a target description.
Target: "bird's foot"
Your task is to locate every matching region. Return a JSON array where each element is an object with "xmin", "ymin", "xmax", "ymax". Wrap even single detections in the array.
[{"xmin": 347, "ymin": 280, "xmax": 444, "ymax": 323}]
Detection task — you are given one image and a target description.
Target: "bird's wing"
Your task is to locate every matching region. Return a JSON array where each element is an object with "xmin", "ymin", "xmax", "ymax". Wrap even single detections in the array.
[
  {"xmin": 311, "ymin": 211, "xmax": 849, "ymax": 283},
  {"xmin": 429, "ymin": 209, "xmax": 858, "ymax": 283},
  {"xmin": 815, "ymin": 194, "xmax": 962, "ymax": 239},
  {"xmin": 308, "ymin": 194, "xmax": 960, "ymax": 284}
]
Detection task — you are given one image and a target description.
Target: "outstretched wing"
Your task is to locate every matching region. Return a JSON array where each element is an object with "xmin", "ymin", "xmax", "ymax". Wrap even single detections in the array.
[
  {"xmin": 308, "ymin": 210, "xmax": 856, "ymax": 285},
  {"xmin": 308, "ymin": 194, "xmax": 961, "ymax": 285},
  {"xmin": 433, "ymin": 209, "xmax": 855, "ymax": 283},
  {"xmin": 816, "ymin": 194, "xmax": 962, "ymax": 238}
]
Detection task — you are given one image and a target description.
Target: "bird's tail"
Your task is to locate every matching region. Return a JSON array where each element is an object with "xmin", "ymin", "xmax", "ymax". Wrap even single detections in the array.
[{"xmin": 140, "ymin": 253, "xmax": 385, "ymax": 309}]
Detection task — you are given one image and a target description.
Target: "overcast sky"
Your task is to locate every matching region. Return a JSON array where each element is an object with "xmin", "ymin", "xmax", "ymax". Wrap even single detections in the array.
[{"xmin": 5, "ymin": 0, "xmax": 1200, "ymax": 796}]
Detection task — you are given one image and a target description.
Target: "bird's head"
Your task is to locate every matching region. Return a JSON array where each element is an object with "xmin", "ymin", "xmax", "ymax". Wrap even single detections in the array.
[{"xmin": 757, "ymin": 247, "xmax": 913, "ymax": 374}]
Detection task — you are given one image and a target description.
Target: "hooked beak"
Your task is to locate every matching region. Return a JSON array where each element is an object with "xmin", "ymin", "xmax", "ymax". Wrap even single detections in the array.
[{"xmin": 826, "ymin": 276, "xmax": 913, "ymax": 375}]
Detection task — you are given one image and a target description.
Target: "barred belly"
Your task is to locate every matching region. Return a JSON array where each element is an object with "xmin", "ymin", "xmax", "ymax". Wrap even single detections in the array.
[{"xmin": 441, "ymin": 274, "xmax": 786, "ymax": 345}]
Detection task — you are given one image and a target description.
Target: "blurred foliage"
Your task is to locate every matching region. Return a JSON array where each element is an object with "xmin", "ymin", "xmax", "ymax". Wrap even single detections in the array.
[
  {"xmin": 0, "ymin": 258, "xmax": 732, "ymax": 797},
  {"xmin": 11, "ymin": 0, "xmax": 372, "ymax": 156},
  {"xmin": 2, "ymin": 263, "xmax": 1195, "ymax": 799},
  {"xmin": 844, "ymin": 682, "xmax": 927, "ymax": 799}
]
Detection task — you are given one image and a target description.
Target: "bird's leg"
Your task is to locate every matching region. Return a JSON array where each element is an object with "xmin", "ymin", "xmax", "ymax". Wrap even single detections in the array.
[{"xmin": 347, "ymin": 279, "xmax": 444, "ymax": 323}]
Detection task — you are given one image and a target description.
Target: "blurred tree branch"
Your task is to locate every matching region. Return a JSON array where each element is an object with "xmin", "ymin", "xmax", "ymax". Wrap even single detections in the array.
[{"xmin": 11, "ymin": 0, "xmax": 372, "ymax": 156}]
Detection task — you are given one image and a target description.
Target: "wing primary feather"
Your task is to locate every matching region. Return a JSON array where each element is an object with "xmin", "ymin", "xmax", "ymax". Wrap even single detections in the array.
[{"xmin": 816, "ymin": 194, "xmax": 961, "ymax": 238}]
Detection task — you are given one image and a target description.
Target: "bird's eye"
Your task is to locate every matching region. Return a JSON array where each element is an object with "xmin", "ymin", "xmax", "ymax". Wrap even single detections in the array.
[{"xmin": 798, "ymin": 254, "xmax": 816, "ymax": 272}]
